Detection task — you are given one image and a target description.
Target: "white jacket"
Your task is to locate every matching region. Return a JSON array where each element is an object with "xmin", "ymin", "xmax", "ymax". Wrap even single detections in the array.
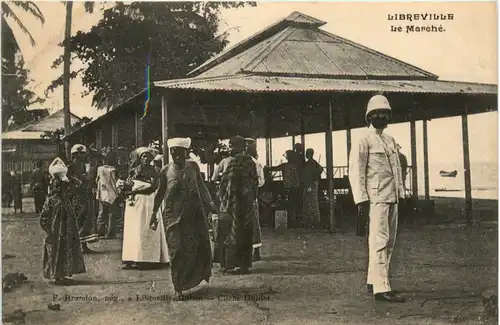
[
  {"xmin": 251, "ymin": 157, "xmax": 265, "ymax": 188},
  {"xmin": 96, "ymin": 165, "xmax": 118, "ymax": 204},
  {"xmin": 349, "ymin": 126, "xmax": 405, "ymax": 205}
]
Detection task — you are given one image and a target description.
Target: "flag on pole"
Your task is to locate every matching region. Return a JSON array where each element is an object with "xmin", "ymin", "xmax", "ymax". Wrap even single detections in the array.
[{"xmin": 141, "ymin": 54, "xmax": 151, "ymax": 119}]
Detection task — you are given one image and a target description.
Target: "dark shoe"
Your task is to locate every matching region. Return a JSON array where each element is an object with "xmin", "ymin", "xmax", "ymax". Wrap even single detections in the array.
[
  {"xmin": 122, "ymin": 264, "xmax": 136, "ymax": 270},
  {"xmin": 253, "ymin": 249, "xmax": 261, "ymax": 262},
  {"xmin": 374, "ymin": 292, "xmax": 406, "ymax": 303},
  {"xmin": 234, "ymin": 267, "xmax": 250, "ymax": 275},
  {"xmin": 54, "ymin": 278, "xmax": 75, "ymax": 286},
  {"xmin": 367, "ymin": 284, "xmax": 373, "ymax": 294}
]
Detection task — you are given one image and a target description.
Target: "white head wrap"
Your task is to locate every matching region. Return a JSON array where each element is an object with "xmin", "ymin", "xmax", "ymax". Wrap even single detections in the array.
[
  {"xmin": 48, "ymin": 157, "xmax": 69, "ymax": 181},
  {"xmin": 71, "ymin": 144, "xmax": 87, "ymax": 154},
  {"xmin": 167, "ymin": 137, "xmax": 191, "ymax": 149},
  {"xmin": 135, "ymin": 146, "xmax": 157, "ymax": 158}
]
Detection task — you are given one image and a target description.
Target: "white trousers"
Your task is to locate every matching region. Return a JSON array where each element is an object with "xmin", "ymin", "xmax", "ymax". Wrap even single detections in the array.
[{"xmin": 367, "ymin": 202, "xmax": 398, "ymax": 294}]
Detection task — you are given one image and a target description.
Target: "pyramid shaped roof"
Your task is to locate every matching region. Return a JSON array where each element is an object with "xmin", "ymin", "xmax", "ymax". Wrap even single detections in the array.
[{"xmin": 189, "ymin": 11, "xmax": 437, "ymax": 80}]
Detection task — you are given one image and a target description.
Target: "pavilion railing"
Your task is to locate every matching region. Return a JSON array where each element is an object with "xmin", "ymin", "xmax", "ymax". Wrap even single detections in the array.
[{"xmin": 269, "ymin": 165, "xmax": 414, "ymax": 198}]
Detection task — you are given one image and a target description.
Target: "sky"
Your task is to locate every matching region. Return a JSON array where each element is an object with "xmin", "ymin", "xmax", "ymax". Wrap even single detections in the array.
[{"xmin": 5, "ymin": 1, "xmax": 499, "ymax": 186}]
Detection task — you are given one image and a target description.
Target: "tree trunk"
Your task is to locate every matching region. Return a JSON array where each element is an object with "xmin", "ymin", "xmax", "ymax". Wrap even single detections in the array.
[{"xmin": 63, "ymin": 1, "xmax": 73, "ymax": 160}]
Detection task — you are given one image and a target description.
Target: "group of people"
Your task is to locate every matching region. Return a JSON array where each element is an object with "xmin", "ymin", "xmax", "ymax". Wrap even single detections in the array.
[
  {"xmin": 37, "ymin": 93, "xmax": 408, "ymax": 302},
  {"xmin": 267, "ymin": 144, "xmax": 323, "ymax": 228},
  {"xmin": 38, "ymin": 135, "xmax": 269, "ymax": 296},
  {"xmin": 2, "ymin": 170, "xmax": 24, "ymax": 213}
]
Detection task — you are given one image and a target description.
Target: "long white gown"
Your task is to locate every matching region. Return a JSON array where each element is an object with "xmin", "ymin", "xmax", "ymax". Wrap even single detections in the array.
[{"xmin": 122, "ymin": 180, "xmax": 169, "ymax": 263}]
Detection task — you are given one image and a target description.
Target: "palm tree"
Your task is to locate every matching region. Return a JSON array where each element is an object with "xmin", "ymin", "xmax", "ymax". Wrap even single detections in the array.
[
  {"xmin": 2, "ymin": 2, "xmax": 44, "ymax": 128},
  {"xmin": 62, "ymin": 1, "xmax": 94, "ymax": 158},
  {"xmin": 2, "ymin": 1, "xmax": 45, "ymax": 47}
]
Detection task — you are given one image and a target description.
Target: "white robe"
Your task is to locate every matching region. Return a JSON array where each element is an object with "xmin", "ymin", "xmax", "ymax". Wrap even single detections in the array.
[{"xmin": 122, "ymin": 180, "xmax": 169, "ymax": 263}]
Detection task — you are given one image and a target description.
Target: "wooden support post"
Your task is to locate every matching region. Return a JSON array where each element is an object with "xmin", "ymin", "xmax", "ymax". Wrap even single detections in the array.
[
  {"xmin": 292, "ymin": 136, "xmax": 295, "ymax": 148},
  {"xmin": 410, "ymin": 120, "xmax": 418, "ymax": 200},
  {"xmin": 265, "ymin": 138, "xmax": 271, "ymax": 166},
  {"xmin": 325, "ymin": 99, "xmax": 335, "ymax": 232},
  {"xmin": 423, "ymin": 120, "xmax": 430, "ymax": 200},
  {"xmin": 300, "ymin": 106, "xmax": 306, "ymax": 149},
  {"xmin": 96, "ymin": 130, "xmax": 102, "ymax": 150},
  {"xmin": 461, "ymin": 111, "xmax": 473, "ymax": 223},
  {"xmin": 135, "ymin": 110, "xmax": 143, "ymax": 147},
  {"xmin": 111, "ymin": 122, "xmax": 118, "ymax": 149},
  {"xmin": 161, "ymin": 95, "xmax": 169, "ymax": 164},
  {"xmin": 346, "ymin": 128, "xmax": 352, "ymax": 161},
  {"xmin": 265, "ymin": 103, "xmax": 272, "ymax": 166},
  {"xmin": 269, "ymin": 138, "xmax": 273, "ymax": 165}
]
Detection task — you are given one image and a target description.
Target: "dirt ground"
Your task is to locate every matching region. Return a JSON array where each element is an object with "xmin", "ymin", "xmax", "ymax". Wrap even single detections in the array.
[{"xmin": 2, "ymin": 198, "xmax": 498, "ymax": 325}]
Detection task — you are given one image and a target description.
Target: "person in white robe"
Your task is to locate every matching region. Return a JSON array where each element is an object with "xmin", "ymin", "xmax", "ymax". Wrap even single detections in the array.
[{"xmin": 121, "ymin": 147, "xmax": 169, "ymax": 269}]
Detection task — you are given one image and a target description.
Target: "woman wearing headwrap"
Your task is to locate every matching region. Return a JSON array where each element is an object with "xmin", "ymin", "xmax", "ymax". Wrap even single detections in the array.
[
  {"xmin": 149, "ymin": 138, "xmax": 217, "ymax": 296},
  {"xmin": 40, "ymin": 158, "xmax": 86, "ymax": 285},
  {"xmin": 121, "ymin": 147, "xmax": 169, "ymax": 270},
  {"xmin": 67, "ymin": 144, "xmax": 99, "ymax": 253},
  {"xmin": 216, "ymin": 136, "xmax": 258, "ymax": 275}
]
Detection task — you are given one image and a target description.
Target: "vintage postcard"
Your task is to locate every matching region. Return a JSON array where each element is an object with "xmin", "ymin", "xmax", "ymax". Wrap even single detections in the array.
[{"xmin": 1, "ymin": 1, "xmax": 498, "ymax": 324}]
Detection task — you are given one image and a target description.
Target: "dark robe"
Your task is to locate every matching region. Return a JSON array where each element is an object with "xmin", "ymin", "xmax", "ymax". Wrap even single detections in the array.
[
  {"xmin": 67, "ymin": 162, "xmax": 99, "ymax": 243},
  {"xmin": 217, "ymin": 154, "xmax": 258, "ymax": 270},
  {"xmin": 156, "ymin": 160, "xmax": 213, "ymax": 292},
  {"xmin": 40, "ymin": 185, "xmax": 86, "ymax": 279},
  {"xmin": 12, "ymin": 174, "xmax": 23, "ymax": 211},
  {"xmin": 301, "ymin": 159, "xmax": 323, "ymax": 228},
  {"xmin": 31, "ymin": 168, "xmax": 48, "ymax": 213}
]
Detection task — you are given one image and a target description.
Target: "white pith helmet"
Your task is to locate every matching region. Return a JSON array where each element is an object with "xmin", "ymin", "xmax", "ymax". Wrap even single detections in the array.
[{"xmin": 365, "ymin": 95, "xmax": 392, "ymax": 123}]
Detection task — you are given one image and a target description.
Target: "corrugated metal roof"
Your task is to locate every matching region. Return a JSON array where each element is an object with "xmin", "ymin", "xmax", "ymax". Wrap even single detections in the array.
[
  {"xmin": 154, "ymin": 75, "xmax": 497, "ymax": 94},
  {"xmin": 2, "ymin": 109, "xmax": 81, "ymax": 140},
  {"xmin": 283, "ymin": 11, "xmax": 326, "ymax": 27},
  {"xmin": 188, "ymin": 11, "xmax": 327, "ymax": 77},
  {"xmin": 2, "ymin": 131, "xmax": 46, "ymax": 140},
  {"xmin": 23, "ymin": 110, "xmax": 80, "ymax": 132},
  {"xmin": 193, "ymin": 11, "xmax": 437, "ymax": 80}
]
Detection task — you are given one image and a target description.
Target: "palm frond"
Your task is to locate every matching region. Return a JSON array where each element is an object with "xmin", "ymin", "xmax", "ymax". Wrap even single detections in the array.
[
  {"xmin": 2, "ymin": 3, "xmax": 36, "ymax": 46},
  {"xmin": 11, "ymin": 1, "xmax": 45, "ymax": 24}
]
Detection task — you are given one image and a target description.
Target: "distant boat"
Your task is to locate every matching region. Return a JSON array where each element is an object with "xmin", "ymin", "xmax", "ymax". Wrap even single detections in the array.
[
  {"xmin": 435, "ymin": 188, "xmax": 462, "ymax": 192},
  {"xmin": 439, "ymin": 170, "xmax": 458, "ymax": 178}
]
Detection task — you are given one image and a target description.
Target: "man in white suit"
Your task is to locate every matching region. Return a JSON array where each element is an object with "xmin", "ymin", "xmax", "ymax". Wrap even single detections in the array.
[{"xmin": 349, "ymin": 94, "xmax": 406, "ymax": 303}]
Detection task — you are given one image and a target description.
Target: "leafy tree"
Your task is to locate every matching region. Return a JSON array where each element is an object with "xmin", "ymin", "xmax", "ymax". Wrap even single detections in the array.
[
  {"xmin": 46, "ymin": 1, "xmax": 256, "ymax": 110},
  {"xmin": 2, "ymin": 58, "xmax": 45, "ymax": 129}
]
